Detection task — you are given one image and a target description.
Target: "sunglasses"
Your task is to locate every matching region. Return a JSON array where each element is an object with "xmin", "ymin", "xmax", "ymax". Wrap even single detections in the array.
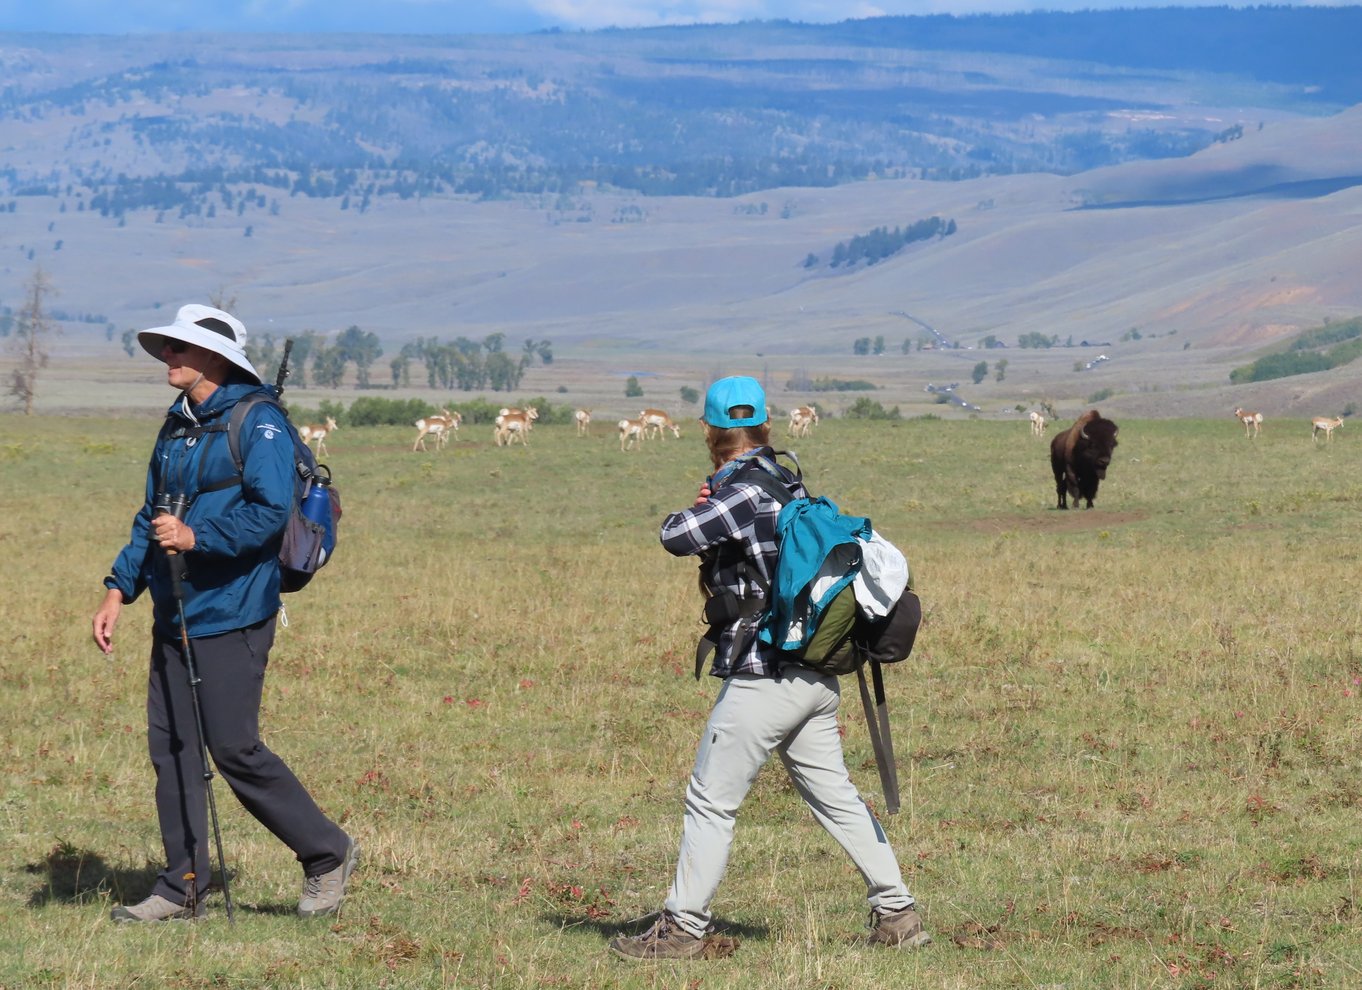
[{"xmin": 164, "ymin": 339, "xmax": 191, "ymax": 354}]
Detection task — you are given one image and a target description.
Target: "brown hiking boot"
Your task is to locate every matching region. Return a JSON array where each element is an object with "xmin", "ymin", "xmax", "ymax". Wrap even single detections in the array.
[
  {"xmin": 111, "ymin": 894, "xmax": 205, "ymax": 923},
  {"xmin": 297, "ymin": 837, "xmax": 360, "ymax": 918},
  {"xmin": 867, "ymin": 906, "xmax": 932, "ymax": 948},
  {"xmin": 609, "ymin": 911, "xmax": 710, "ymax": 961}
]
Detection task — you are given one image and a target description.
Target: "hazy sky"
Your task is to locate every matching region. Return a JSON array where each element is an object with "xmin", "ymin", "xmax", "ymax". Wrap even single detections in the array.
[{"xmin": 0, "ymin": 0, "xmax": 1343, "ymax": 35}]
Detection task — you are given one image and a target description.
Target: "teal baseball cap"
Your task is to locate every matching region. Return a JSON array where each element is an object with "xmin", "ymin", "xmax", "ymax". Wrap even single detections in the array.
[{"xmin": 704, "ymin": 376, "xmax": 768, "ymax": 428}]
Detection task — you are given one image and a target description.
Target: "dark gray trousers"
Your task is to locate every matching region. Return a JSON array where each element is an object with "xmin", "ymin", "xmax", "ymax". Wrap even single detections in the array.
[{"xmin": 147, "ymin": 616, "xmax": 347, "ymax": 903}]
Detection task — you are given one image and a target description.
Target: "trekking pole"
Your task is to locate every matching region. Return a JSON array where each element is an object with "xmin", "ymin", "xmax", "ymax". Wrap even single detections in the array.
[
  {"xmin": 857, "ymin": 659, "xmax": 900, "ymax": 815},
  {"xmin": 158, "ymin": 492, "xmax": 236, "ymax": 925}
]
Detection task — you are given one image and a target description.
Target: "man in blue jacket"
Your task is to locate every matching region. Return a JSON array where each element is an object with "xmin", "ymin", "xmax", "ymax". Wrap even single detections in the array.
[{"xmin": 92, "ymin": 304, "xmax": 357, "ymax": 923}]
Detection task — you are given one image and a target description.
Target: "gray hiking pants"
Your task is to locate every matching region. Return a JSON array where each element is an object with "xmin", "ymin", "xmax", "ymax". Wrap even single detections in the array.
[{"xmin": 663, "ymin": 667, "xmax": 914, "ymax": 937}]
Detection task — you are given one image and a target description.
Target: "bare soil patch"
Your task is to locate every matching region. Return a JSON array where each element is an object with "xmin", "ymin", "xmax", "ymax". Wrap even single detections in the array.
[{"xmin": 958, "ymin": 509, "xmax": 1150, "ymax": 534}]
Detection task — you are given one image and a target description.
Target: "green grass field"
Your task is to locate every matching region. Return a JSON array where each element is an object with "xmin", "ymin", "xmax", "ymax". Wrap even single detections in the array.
[{"xmin": 2, "ymin": 413, "xmax": 1360, "ymax": 989}]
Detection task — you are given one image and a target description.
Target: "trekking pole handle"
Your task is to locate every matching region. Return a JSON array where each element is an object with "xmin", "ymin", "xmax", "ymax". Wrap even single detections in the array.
[{"xmin": 275, "ymin": 339, "xmax": 294, "ymax": 396}]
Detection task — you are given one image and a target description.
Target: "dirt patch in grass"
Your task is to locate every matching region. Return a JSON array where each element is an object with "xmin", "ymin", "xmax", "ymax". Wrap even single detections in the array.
[
  {"xmin": 958, "ymin": 512, "xmax": 1149, "ymax": 533},
  {"xmin": 956, "ymin": 510, "xmax": 1150, "ymax": 534}
]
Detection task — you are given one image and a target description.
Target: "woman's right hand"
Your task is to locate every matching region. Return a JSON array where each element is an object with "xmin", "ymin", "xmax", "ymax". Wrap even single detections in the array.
[{"xmin": 694, "ymin": 480, "xmax": 713, "ymax": 506}]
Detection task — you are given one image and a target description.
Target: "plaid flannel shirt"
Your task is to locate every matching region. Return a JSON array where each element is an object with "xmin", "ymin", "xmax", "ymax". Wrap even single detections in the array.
[{"xmin": 660, "ymin": 465, "xmax": 806, "ymax": 678}]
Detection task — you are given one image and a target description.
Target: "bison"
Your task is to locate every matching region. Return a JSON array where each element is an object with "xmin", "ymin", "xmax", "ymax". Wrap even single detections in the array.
[{"xmin": 1050, "ymin": 409, "xmax": 1119, "ymax": 509}]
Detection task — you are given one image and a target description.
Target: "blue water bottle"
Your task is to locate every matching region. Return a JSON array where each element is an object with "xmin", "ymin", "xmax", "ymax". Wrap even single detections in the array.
[{"xmin": 301, "ymin": 479, "xmax": 332, "ymax": 564}]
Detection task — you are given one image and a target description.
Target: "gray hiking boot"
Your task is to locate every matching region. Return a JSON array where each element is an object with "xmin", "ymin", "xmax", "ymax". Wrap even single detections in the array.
[
  {"xmin": 867, "ymin": 906, "xmax": 932, "ymax": 948},
  {"xmin": 609, "ymin": 911, "xmax": 710, "ymax": 961},
  {"xmin": 297, "ymin": 837, "xmax": 360, "ymax": 918},
  {"xmin": 111, "ymin": 893, "xmax": 205, "ymax": 923}
]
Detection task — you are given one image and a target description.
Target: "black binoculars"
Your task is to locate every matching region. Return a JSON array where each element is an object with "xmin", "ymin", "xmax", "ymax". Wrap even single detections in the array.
[{"xmin": 153, "ymin": 492, "xmax": 192, "ymax": 521}]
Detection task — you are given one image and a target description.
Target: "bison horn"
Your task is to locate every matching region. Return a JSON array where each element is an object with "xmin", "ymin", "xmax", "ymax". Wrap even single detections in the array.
[{"xmin": 1080, "ymin": 427, "xmax": 1089, "ymax": 439}]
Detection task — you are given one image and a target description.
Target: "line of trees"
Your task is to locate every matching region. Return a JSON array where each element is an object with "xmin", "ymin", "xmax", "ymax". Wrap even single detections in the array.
[
  {"xmin": 809, "ymin": 216, "xmax": 957, "ymax": 270},
  {"xmin": 395, "ymin": 333, "xmax": 552, "ymax": 393},
  {"xmin": 118, "ymin": 316, "xmax": 557, "ymax": 393}
]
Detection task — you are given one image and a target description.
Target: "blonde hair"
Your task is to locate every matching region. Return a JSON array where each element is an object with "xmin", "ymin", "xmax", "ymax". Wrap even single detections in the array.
[{"xmin": 703, "ymin": 407, "xmax": 771, "ymax": 471}]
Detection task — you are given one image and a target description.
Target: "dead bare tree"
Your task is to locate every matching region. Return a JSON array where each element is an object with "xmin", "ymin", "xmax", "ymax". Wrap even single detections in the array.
[
  {"xmin": 8, "ymin": 268, "xmax": 58, "ymax": 416},
  {"xmin": 208, "ymin": 285, "xmax": 238, "ymax": 313}
]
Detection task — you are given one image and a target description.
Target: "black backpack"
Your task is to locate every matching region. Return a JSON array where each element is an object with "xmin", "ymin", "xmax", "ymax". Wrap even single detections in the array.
[{"xmin": 169, "ymin": 389, "xmax": 340, "ymax": 593}]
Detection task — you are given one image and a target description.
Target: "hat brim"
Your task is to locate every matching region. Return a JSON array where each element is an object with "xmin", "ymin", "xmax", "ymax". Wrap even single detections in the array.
[{"xmin": 138, "ymin": 325, "xmax": 261, "ymax": 384}]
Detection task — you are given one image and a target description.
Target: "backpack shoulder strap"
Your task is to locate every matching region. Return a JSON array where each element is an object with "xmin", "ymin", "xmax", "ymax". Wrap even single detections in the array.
[
  {"xmin": 731, "ymin": 465, "xmax": 794, "ymax": 507},
  {"xmin": 226, "ymin": 392, "xmax": 278, "ymax": 473},
  {"xmin": 197, "ymin": 392, "xmax": 279, "ymax": 495},
  {"xmin": 728, "ymin": 447, "xmax": 802, "ymax": 507}
]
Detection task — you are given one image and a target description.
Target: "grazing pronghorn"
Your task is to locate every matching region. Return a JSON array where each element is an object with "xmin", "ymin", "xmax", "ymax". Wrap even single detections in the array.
[
  {"xmin": 640, "ymin": 408, "xmax": 681, "ymax": 440},
  {"xmin": 494, "ymin": 409, "xmax": 533, "ymax": 447},
  {"xmin": 413, "ymin": 409, "xmax": 459, "ymax": 452},
  {"xmin": 1029, "ymin": 410, "xmax": 1047, "ymax": 438},
  {"xmin": 1312, "ymin": 415, "xmax": 1344, "ymax": 444},
  {"xmin": 619, "ymin": 417, "xmax": 646, "ymax": 451},
  {"xmin": 1233, "ymin": 407, "xmax": 1263, "ymax": 438},
  {"xmin": 299, "ymin": 416, "xmax": 337, "ymax": 456},
  {"xmin": 787, "ymin": 406, "xmax": 819, "ymax": 438},
  {"xmin": 499, "ymin": 407, "xmax": 539, "ymax": 433},
  {"xmin": 574, "ymin": 408, "xmax": 592, "ymax": 436}
]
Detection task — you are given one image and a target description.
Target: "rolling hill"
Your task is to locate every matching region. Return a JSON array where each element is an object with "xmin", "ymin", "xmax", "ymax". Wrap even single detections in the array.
[{"xmin": 1, "ymin": 11, "xmax": 1361, "ymax": 417}]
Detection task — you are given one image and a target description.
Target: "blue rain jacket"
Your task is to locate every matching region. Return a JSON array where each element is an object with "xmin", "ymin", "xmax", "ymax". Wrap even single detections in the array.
[{"xmin": 105, "ymin": 382, "xmax": 294, "ymax": 638}]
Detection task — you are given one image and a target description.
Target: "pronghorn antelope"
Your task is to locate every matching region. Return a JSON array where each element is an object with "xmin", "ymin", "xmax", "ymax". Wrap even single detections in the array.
[
  {"xmin": 494, "ymin": 409, "xmax": 534, "ymax": 447},
  {"xmin": 640, "ymin": 408, "xmax": 681, "ymax": 440},
  {"xmin": 1029, "ymin": 410, "xmax": 1047, "ymax": 438},
  {"xmin": 1312, "ymin": 415, "xmax": 1344, "ymax": 443},
  {"xmin": 787, "ymin": 406, "xmax": 819, "ymax": 438},
  {"xmin": 1233, "ymin": 407, "xmax": 1263, "ymax": 438},
  {"xmin": 413, "ymin": 409, "xmax": 459, "ymax": 452},
  {"xmin": 619, "ymin": 417, "xmax": 646, "ymax": 451},
  {"xmin": 574, "ymin": 408, "xmax": 592, "ymax": 436},
  {"xmin": 299, "ymin": 416, "xmax": 337, "ymax": 456},
  {"xmin": 499, "ymin": 407, "xmax": 539, "ymax": 432}
]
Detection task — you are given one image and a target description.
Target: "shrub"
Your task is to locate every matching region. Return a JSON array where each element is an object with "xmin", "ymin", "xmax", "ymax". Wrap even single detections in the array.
[
  {"xmin": 1087, "ymin": 388, "xmax": 1114, "ymax": 403},
  {"xmin": 844, "ymin": 397, "xmax": 901, "ymax": 420},
  {"xmin": 283, "ymin": 398, "xmax": 348, "ymax": 425},
  {"xmin": 785, "ymin": 372, "xmax": 876, "ymax": 392},
  {"xmin": 345, "ymin": 396, "xmax": 439, "ymax": 427},
  {"xmin": 1230, "ymin": 316, "xmax": 1362, "ymax": 383},
  {"xmin": 448, "ymin": 398, "xmax": 507, "ymax": 425}
]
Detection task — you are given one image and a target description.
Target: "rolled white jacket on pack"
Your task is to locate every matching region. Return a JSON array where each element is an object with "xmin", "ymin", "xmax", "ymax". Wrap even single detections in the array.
[{"xmin": 852, "ymin": 532, "xmax": 909, "ymax": 619}]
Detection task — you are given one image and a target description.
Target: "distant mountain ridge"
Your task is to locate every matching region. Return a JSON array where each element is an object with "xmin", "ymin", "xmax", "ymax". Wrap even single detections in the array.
[
  {"xmin": 2, "ymin": 6, "xmax": 1358, "ymax": 209},
  {"xmin": 1, "ymin": 8, "xmax": 1361, "ymax": 419}
]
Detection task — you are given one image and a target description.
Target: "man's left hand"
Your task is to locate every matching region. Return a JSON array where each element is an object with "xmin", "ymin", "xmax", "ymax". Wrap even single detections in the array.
[{"xmin": 152, "ymin": 512, "xmax": 196, "ymax": 553}]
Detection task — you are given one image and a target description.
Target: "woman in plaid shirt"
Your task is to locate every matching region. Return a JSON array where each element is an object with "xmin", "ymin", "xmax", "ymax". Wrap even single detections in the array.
[{"xmin": 609, "ymin": 376, "xmax": 929, "ymax": 961}]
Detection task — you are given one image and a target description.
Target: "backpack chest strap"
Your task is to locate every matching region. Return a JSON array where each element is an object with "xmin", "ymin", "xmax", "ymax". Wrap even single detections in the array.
[
  {"xmin": 162, "ymin": 393, "xmax": 271, "ymax": 497},
  {"xmin": 162, "ymin": 420, "xmax": 237, "ymax": 495}
]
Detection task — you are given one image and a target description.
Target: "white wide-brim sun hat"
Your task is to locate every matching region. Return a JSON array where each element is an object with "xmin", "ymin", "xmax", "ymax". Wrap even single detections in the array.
[{"xmin": 137, "ymin": 303, "xmax": 262, "ymax": 384}]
